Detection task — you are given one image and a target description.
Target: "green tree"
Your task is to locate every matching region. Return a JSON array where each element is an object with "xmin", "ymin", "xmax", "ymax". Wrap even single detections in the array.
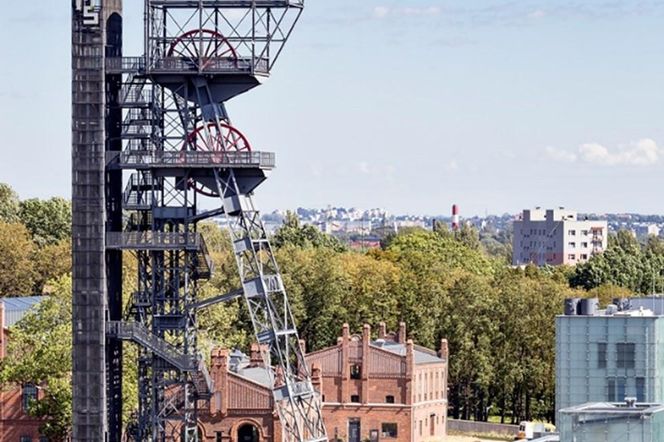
[
  {"xmin": 273, "ymin": 211, "xmax": 346, "ymax": 252},
  {"xmin": 32, "ymin": 239, "xmax": 72, "ymax": 294},
  {"xmin": 0, "ymin": 183, "xmax": 20, "ymax": 223},
  {"xmin": 0, "ymin": 275, "xmax": 73, "ymax": 440},
  {"xmin": 0, "ymin": 222, "xmax": 36, "ymax": 296},
  {"xmin": 19, "ymin": 197, "xmax": 72, "ymax": 246}
]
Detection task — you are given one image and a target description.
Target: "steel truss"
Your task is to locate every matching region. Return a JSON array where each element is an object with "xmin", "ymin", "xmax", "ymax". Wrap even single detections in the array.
[{"xmin": 110, "ymin": 1, "xmax": 326, "ymax": 441}]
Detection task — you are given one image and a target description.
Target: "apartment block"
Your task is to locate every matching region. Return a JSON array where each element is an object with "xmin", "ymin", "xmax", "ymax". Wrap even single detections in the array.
[{"xmin": 512, "ymin": 208, "xmax": 608, "ymax": 266}]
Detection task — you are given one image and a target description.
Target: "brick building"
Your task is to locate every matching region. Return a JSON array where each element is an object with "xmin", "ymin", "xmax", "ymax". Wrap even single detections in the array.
[
  {"xmin": 179, "ymin": 322, "xmax": 448, "ymax": 442},
  {"xmin": 0, "ymin": 313, "xmax": 448, "ymax": 442},
  {"xmin": 0, "ymin": 297, "xmax": 47, "ymax": 442}
]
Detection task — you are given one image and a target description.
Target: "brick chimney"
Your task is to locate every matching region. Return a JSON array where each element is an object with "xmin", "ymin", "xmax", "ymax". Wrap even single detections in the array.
[
  {"xmin": 405, "ymin": 339, "xmax": 414, "ymax": 405},
  {"xmin": 249, "ymin": 343, "xmax": 263, "ymax": 368},
  {"xmin": 341, "ymin": 323, "xmax": 350, "ymax": 403},
  {"xmin": 398, "ymin": 322, "xmax": 407, "ymax": 344},
  {"xmin": 362, "ymin": 324, "xmax": 371, "ymax": 404},
  {"xmin": 0, "ymin": 300, "xmax": 5, "ymax": 359},
  {"xmin": 210, "ymin": 348, "xmax": 229, "ymax": 415},
  {"xmin": 378, "ymin": 322, "xmax": 386, "ymax": 340},
  {"xmin": 439, "ymin": 339, "xmax": 449, "ymax": 360}
]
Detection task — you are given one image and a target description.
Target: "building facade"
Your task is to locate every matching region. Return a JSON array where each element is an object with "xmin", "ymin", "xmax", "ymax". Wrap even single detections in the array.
[
  {"xmin": 168, "ymin": 323, "xmax": 448, "ymax": 442},
  {"xmin": 512, "ymin": 208, "xmax": 608, "ymax": 266},
  {"xmin": 0, "ymin": 297, "xmax": 46, "ymax": 442},
  {"xmin": 558, "ymin": 402, "xmax": 664, "ymax": 442},
  {"xmin": 555, "ymin": 303, "xmax": 664, "ymax": 424}
]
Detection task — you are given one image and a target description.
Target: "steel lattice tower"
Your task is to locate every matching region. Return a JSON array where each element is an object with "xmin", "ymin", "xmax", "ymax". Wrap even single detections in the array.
[{"xmin": 72, "ymin": 1, "xmax": 327, "ymax": 441}]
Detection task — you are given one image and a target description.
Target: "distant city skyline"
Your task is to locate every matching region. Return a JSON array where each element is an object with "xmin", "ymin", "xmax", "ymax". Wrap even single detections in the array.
[{"xmin": 2, "ymin": 1, "xmax": 664, "ymax": 215}]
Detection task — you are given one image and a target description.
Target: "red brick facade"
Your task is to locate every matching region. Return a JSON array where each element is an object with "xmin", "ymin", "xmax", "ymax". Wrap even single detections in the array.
[{"xmin": 185, "ymin": 323, "xmax": 448, "ymax": 442}]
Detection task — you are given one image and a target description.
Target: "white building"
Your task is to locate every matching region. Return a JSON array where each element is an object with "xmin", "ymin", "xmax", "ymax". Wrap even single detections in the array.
[{"xmin": 512, "ymin": 208, "xmax": 608, "ymax": 266}]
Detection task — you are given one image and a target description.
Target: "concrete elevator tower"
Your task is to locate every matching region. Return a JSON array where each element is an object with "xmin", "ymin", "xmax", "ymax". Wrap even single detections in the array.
[{"xmin": 72, "ymin": 1, "xmax": 326, "ymax": 441}]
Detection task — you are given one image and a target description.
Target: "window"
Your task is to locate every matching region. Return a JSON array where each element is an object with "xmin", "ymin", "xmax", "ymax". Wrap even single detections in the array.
[
  {"xmin": 597, "ymin": 343, "xmax": 607, "ymax": 369},
  {"xmin": 582, "ymin": 230, "xmax": 589, "ymax": 236},
  {"xmin": 617, "ymin": 343, "xmax": 635, "ymax": 369},
  {"xmin": 381, "ymin": 423, "xmax": 398, "ymax": 438},
  {"xmin": 419, "ymin": 420, "xmax": 422, "ymax": 436},
  {"xmin": 568, "ymin": 242, "xmax": 576, "ymax": 248},
  {"xmin": 569, "ymin": 230, "xmax": 576, "ymax": 236},
  {"xmin": 350, "ymin": 395, "xmax": 360, "ymax": 403},
  {"xmin": 385, "ymin": 395, "xmax": 395, "ymax": 404},
  {"xmin": 20, "ymin": 437, "xmax": 31, "ymax": 442},
  {"xmin": 617, "ymin": 378, "xmax": 626, "ymax": 402},
  {"xmin": 637, "ymin": 378, "xmax": 646, "ymax": 402},
  {"xmin": 580, "ymin": 254, "xmax": 588, "ymax": 260},
  {"xmin": 608, "ymin": 378, "xmax": 616, "ymax": 402},
  {"xmin": 568, "ymin": 254, "xmax": 576, "ymax": 260},
  {"xmin": 216, "ymin": 432, "xmax": 222, "ymax": 442},
  {"xmin": 322, "ymin": 395, "xmax": 326, "ymax": 402},
  {"xmin": 22, "ymin": 384, "xmax": 37, "ymax": 412},
  {"xmin": 581, "ymin": 242, "xmax": 589, "ymax": 248},
  {"xmin": 350, "ymin": 364, "xmax": 361, "ymax": 380}
]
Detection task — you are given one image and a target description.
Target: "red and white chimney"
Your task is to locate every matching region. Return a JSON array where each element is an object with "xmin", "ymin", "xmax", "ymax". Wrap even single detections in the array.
[{"xmin": 452, "ymin": 204, "xmax": 460, "ymax": 231}]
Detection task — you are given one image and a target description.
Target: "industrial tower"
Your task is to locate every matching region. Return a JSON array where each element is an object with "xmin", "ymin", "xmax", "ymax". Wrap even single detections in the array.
[{"xmin": 71, "ymin": 1, "xmax": 327, "ymax": 441}]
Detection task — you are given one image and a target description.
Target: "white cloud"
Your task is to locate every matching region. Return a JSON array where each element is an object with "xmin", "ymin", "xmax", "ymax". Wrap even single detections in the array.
[
  {"xmin": 372, "ymin": 6, "xmax": 390, "ymax": 19},
  {"xmin": 546, "ymin": 139, "xmax": 661, "ymax": 166},
  {"xmin": 372, "ymin": 6, "xmax": 441, "ymax": 19},
  {"xmin": 545, "ymin": 146, "xmax": 577, "ymax": 163}
]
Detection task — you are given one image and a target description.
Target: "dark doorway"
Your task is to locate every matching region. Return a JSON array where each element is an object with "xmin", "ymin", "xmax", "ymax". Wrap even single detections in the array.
[
  {"xmin": 348, "ymin": 420, "xmax": 361, "ymax": 442},
  {"xmin": 238, "ymin": 424, "xmax": 259, "ymax": 442}
]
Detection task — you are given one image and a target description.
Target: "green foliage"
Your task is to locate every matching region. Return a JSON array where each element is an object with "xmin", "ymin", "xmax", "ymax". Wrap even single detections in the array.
[
  {"xmin": 273, "ymin": 211, "xmax": 347, "ymax": 252},
  {"xmin": 0, "ymin": 222, "xmax": 36, "ymax": 296},
  {"xmin": 0, "ymin": 183, "xmax": 20, "ymax": 223},
  {"xmin": 0, "ymin": 275, "xmax": 73, "ymax": 440},
  {"xmin": 19, "ymin": 197, "xmax": 72, "ymax": 246},
  {"xmin": 571, "ymin": 230, "xmax": 664, "ymax": 294}
]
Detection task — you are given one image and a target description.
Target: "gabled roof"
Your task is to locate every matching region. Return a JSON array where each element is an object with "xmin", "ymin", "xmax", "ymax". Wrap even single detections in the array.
[
  {"xmin": 1, "ymin": 296, "xmax": 46, "ymax": 328},
  {"xmin": 372, "ymin": 340, "xmax": 444, "ymax": 365}
]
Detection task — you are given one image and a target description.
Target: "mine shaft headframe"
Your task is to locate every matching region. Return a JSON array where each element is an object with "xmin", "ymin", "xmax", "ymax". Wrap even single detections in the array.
[{"xmin": 145, "ymin": 0, "xmax": 304, "ymax": 76}]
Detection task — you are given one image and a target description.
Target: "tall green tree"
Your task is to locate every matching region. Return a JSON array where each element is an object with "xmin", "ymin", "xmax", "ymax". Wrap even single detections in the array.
[
  {"xmin": 0, "ymin": 183, "xmax": 20, "ymax": 223},
  {"xmin": 19, "ymin": 197, "xmax": 72, "ymax": 246},
  {"xmin": 273, "ymin": 211, "xmax": 346, "ymax": 252},
  {"xmin": 0, "ymin": 222, "xmax": 36, "ymax": 296}
]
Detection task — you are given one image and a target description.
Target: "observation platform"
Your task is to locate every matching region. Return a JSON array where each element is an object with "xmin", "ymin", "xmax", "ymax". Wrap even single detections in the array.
[
  {"xmin": 147, "ymin": 0, "xmax": 303, "ymax": 8},
  {"xmin": 107, "ymin": 57, "xmax": 268, "ymax": 76},
  {"xmin": 114, "ymin": 151, "xmax": 275, "ymax": 170},
  {"xmin": 107, "ymin": 232, "xmax": 212, "ymax": 278},
  {"xmin": 107, "ymin": 56, "xmax": 268, "ymax": 102}
]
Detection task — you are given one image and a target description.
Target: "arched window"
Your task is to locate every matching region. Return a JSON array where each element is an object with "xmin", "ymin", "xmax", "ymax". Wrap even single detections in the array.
[{"xmin": 238, "ymin": 423, "xmax": 260, "ymax": 442}]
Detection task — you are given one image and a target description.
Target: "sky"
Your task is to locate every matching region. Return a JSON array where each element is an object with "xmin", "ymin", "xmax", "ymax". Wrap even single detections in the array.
[{"xmin": 1, "ymin": 1, "xmax": 664, "ymax": 217}]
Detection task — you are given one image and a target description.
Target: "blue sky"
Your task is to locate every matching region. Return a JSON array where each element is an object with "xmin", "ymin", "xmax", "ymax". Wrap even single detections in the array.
[{"xmin": 1, "ymin": 1, "xmax": 664, "ymax": 216}]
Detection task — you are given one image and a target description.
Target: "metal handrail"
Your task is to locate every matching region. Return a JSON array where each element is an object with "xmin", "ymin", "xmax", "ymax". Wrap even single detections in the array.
[
  {"xmin": 107, "ymin": 56, "xmax": 269, "ymax": 75},
  {"xmin": 107, "ymin": 232, "xmax": 202, "ymax": 250},
  {"xmin": 107, "ymin": 321, "xmax": 196, "ymax": 371},
  {"xmin": 120, "ymin": 150, "xmax": 275, "ymax": 168}
]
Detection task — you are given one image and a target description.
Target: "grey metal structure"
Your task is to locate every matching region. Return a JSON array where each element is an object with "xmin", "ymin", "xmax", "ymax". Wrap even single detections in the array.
[{"xmin": 72, "ymin": 0, "xmax": 327, "ymax": 441}]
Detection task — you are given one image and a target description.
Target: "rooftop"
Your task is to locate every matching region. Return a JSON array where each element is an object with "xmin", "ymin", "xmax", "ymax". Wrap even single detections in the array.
[
  {"xmin": 372, "ymin": 339, "xmax": 445, "ymax": 365},
  {"xmin": 1, "ymin": 296, "xmax": 46, "ymax": 328}
]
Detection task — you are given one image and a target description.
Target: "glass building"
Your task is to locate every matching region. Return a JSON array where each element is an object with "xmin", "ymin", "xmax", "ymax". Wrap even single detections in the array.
[
  {"xmin": 558, "ymin": 402, "xmax": 664, "ymax": 442},
  {"xmin": 555, "ymin": 305, "xmax": 664, "ymax": 423}
]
